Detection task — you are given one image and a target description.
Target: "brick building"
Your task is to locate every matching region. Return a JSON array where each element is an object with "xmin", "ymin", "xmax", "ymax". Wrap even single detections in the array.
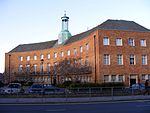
[{"xmin": 4, "ymin": 14, "xmax": 150, "ymax": 86}]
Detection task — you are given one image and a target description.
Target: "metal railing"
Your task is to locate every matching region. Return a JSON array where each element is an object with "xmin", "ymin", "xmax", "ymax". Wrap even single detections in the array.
[{"xmin": 0, "ymin": 87, "xmax": 147, "ymax": 98}]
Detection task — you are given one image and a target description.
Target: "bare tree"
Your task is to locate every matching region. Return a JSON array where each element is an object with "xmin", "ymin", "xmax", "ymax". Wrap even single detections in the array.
[{"xmin": 52, "ymin": 58, "xmax": 92, "ymax": 84}]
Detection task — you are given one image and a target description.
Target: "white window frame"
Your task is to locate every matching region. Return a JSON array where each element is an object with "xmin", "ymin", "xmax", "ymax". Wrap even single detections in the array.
[
  {"xmin": 140, "ymin": 39, "xmax": 146, "ymax": 47},
  {"xmin": 80, "ymin": 46, "xmax": 83, "ymax": 53},
  {"xmin": 104, "ymin": 54, "xmax": 110, "ymax": 65},
  {"xmin": 40, "ymin": 64, "xmax": 44, "ymax": 73},
  {"xmin": 18, "ymin": 65, "xmax": 23, "ymax": 73},
  {"xmin": 118, "ymin": 75, "xmax": 124, "ymax": 82},
  {"xmin": 128, "ymin": 38, "xmax": 135, "ymax": 46},
  {"xmin": 26, "ymin": 56, "xmax": 30, "ymax": 61},
  {"xmin": 103, "ymin": 37, "xmax": 109, "ymax": 45},
  {"xmin": 47, "ymin": 54, "xmax": 50, "ymax": 59},
  {"xmin": 26, "ymin": 64, "xmax": 30, "ymax": 73},
  {"xmin": 111, "ymin": 75, "xmax": 116, "ymax": 82},
  {"xmin": 33, "ymin": 55, "xmax": 37, "ymax": 60},
  {"xmin": 33, "ymin": 64, "xmax": 37, "ymax": 74},
  {"xmin": 74, "ymin": 48, "xmax": 77, "ymax": 56},
  {"xmin": 117, "ymin": 54, "xmax": 123, "ymax": 65},
  {"xmin": 67, "ymin": 50, "xmax": 70, "ymax": 56},
  {"xmin": 40, "ymin": 54, "xmax": 44, "ymax": 59},
  {"xmin": 141, "ymin": 74, "xmax": 146, "ymax": 81},
  {"xmin": 130, "ymin": 55, "xmax": 135, "ymax": 65},
  {"xmin": 104, "ymin": 75, "xmax": 109, "ymax": 82},
  {"xmin": 19, "ymin": 56, "xmax": 23, "ymax": 61},
  {"xmin": 116, "ymin": 38, "xmax": 122, "ymax": 46},
  {"xmin": 142, "ymin": 55, "xmax": 147, "ymax": 65}
]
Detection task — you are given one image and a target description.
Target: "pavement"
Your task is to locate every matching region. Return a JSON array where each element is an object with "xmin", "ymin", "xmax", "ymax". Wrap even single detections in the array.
[{"xmin": 0, "ymin": 95, "xmax": 150, "ymax": 104}]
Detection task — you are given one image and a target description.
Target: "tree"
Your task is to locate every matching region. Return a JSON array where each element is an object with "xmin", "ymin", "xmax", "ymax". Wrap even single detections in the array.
[{"xmin": 52, "ymin": 58, "xmax": 92, "ymax": 84}]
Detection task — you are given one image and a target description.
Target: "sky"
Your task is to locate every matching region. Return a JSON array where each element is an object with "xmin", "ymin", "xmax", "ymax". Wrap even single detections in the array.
[{"xmin": 0, "ymin": 0, "xmax": 150, "ymax": 73}]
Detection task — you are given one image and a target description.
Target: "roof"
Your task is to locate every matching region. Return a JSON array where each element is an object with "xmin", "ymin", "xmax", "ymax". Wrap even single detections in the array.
[
  {"xmin": 65, "ymin": 19, "xmax": 150, "ymax": 45},
  {"xmin": 98, "ymin": 19, "xmax": 150, "ymax": 32},
  {"xmin": 9, "ymin": 40, "xmax": 57, "ymax": 53},
  {"xmin": 9, "ymin": 19, "xmax": 150, "ymax": 53}
]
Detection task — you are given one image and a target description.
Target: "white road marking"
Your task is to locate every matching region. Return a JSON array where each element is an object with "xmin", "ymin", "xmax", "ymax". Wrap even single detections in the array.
[{"xmin": 45, "ymin": 109, "xmax": 66, "ymax": 112}]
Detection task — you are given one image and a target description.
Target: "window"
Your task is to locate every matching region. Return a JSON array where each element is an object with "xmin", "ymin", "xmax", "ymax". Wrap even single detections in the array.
[
  {"xmin": 116, "ymin": 38, "xmax": 122, "ymax": 46},
  {"xmin": 26, "ymin": 64, "xmax": 30, "ymax": 73},
  {"xmin": 141, "ymin": 74, "xmax": 146, "ymax": 80},
  {"xmin": 81, "ymin": 59, "xmax": 84, "ymax": 65},
  {"xmin": 79, "ymin": 59, "xmax": 84, "ymax": 65},
  {"xmin": 111, "ymin": 75, "xmax": 116, "ymax": 82},
  {"xmin": 33, "ymin": 64, "xmax": 37, "ymax": 74},
  {"xmin": 60, "ymin": 51, "xmax": 64, "ymax": 57},
  {"xmin": 18, "ymin": 65, "xmax": 23, "ymax": 73},
  {"xmin": 118, "ymin": 75, "xmax": 124, "ymax": 82},
  {"xmin": 47, "ymin": 63, "xmax": 50, "ymax": 74},
  {"xmin": 80, "ymin": 46, "xmax": 83, "ymax": 53},
  {"xmin": 117, "ymin": 54, "xmax": 123, "ymax": 65},
  {"xmin": 85, "ymin": 57, "xmax": 88, "ymax": 66},
  {"xmin": 140, "ymin": 39, "xmax": 146, "ymax": 47},
  {"xmin": 128, "ymin": 38, "xmax": 135, "ymax": 46},
  {"xmin": 47, "ymin": 54, "xmax": 50, "ymax": 59},
  {"xmin": 19, "ymin": 56, "xmax": 23, "ymax": 61},
  {"xmin": 130, "ymin": 55, "xmax": 135, "ymax": 65},
  {"xmin": 104, "ymin": 75, "xmax": 109, "ymax": 82},
  {"xmin": 54, "ymin": 52, "xmax": 57, "ymax": 58},
  {"xmin": 74, "ymin": 48, "xmax": 77, "ymax": 56},
  {"xmin": 103, "ymin": 37, "xmax": 109, "ymax": 45},
  {"xmin": 33, "ymin": 55, "xmax": 37, "ymax": 60},
  {"xmin": 104, "ymin": 54, "xmax": 110, "ymax": 65},
  {"xmin": 67, "ymin": 50, "xmax": 70, "ymax": 56},
  {"xmin": 40, "ymin": 64, "xmax": 44, "ymax": 74},
  {"xmin": 40, "ymin": 54, "xmax": 44, "ymax": 59},
  {"xmin": 142, "ymin": 55, "xmax": 147, "ymax": 65},
  {"xmin": 26, "ymin": 56, "xmax": 30, "ymax": 61}
]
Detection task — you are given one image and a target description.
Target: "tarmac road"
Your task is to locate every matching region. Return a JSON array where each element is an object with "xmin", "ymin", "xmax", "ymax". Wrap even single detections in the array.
[{"xmin": 0, "ymin": 100, "xmax": 150, "ymax": 113}]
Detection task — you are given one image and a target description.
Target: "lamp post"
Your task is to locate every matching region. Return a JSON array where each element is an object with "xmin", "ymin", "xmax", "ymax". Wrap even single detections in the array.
[{"xmin": 8, "ymin": 54, "xmax": 11, "ymax": 83}]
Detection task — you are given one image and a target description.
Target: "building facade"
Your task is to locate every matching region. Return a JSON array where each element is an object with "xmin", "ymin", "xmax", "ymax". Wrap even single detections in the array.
[{"xmin": 5, "ymin": 14, "xmax": 150, "ymax": 86}]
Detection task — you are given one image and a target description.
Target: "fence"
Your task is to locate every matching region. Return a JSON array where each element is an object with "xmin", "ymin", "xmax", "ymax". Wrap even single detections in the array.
[{"xmin": 0, "ymin": 87, "xmax": 146, "ymax": 98}]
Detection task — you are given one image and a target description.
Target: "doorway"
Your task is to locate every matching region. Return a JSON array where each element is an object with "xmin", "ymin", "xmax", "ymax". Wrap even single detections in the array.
[{"xmin": 130, "ymin": 79, "xmax": 136, "ymax": 86}]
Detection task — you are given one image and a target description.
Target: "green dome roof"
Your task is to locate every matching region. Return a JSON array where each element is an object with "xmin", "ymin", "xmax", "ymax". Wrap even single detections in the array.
[{"xmin": 58, "ymin": 30, "xmax": 72, "ymax": 44}]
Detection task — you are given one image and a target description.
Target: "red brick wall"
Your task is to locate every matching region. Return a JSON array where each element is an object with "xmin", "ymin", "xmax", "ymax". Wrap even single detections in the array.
[{"xmin": 4, "ymin": 29, "xmax": 150, "ymax": 86}]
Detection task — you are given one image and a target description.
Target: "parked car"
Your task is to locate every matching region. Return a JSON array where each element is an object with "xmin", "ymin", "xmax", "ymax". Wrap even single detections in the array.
[
  {"xmin": 124, "ymin": 83, "xmax": 145, "ymax": 94},
  {"xmin": 28, "ymin": 84, "xmax": 45, "ymax": 94},
  {"xmin": 27, "ymin": 84, "xmax": 65, "ymax": 94},
  {"xmin": 43, "ymin": 85, "xmax": 65, "ymax": 94},
  {"xmin": 131, "ymin": 83, "xmax": 145, "ymax": 90},
  {"xmin": 0, "ymin": 83, "xmax": 23, "ymax": 94}
]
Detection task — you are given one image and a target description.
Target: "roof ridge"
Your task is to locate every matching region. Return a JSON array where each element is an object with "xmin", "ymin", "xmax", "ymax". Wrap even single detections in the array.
[{"xmin": 19, "ymin": 39, "xmax": 58, "ymax": 46}]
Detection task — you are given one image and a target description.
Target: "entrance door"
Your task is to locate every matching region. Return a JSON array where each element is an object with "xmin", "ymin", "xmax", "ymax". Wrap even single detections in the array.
[{"xmin": 130, "ymin": 79, "xmax": 136, "ymax": 86}]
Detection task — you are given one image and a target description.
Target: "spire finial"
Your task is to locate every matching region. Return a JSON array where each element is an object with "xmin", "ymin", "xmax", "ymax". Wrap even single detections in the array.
[{"xmin": 64, "ymin": 10, "xmax": 66, "ymax": 16}]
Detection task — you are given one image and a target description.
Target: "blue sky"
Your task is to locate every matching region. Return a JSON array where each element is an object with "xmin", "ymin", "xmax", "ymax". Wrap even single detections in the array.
[{"xmin": 0, "ymin": 0, "xmax": 150, "ymax": 73}]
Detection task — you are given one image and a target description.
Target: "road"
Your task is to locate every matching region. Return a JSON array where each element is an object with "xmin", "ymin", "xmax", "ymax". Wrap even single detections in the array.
[{"xmin": 0, "ymin": 100, "xmax": 150, "ymax": 113}]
